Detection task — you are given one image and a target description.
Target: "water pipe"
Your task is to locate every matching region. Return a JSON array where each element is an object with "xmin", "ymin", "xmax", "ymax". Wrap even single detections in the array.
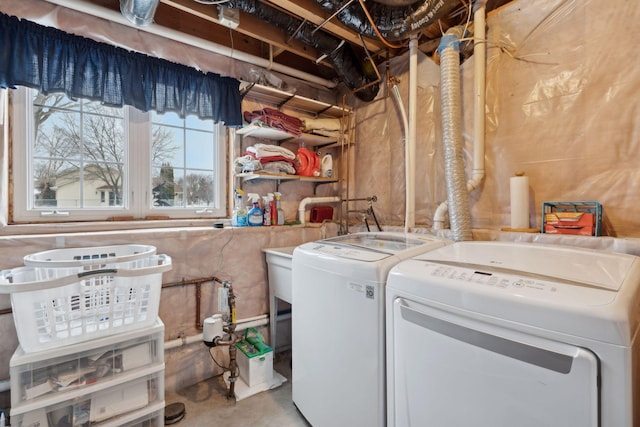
[
  {"xmin": 298, "ymin": 196, "xmax": 341, "ymax": 225},
  {"xmin": 468, "ymin": 4, "xmax": 486, "ymax": 193},
  {"xmin": 390, "ymin": 80, "xmax": 409, "ymax": 227},
  {"xmin": 165, "ymin": 314, "xmax": 269, "ymax": 350},
  {"xmin": 390, "ymin": 34, "xmax": 418, "ymax": 233}
]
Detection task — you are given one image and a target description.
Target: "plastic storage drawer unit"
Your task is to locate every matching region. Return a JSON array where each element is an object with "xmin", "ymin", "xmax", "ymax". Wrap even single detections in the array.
[
  {"xmin": 10, "ymin": 366, "xmax": 164, "ymax": 427},
  {"xmin": 10, "ymin": 319, "xmax": 164, "ymax": 408}
]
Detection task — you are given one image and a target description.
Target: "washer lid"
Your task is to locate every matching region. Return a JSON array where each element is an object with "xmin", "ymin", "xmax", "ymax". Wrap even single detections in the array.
[
  {"xmin": 321, "ymin": 232, "xmax": 442, "ymax": 255},
  {"xmin": 415, "ymin": 241, "xmax": 636, "ymax": 291}
]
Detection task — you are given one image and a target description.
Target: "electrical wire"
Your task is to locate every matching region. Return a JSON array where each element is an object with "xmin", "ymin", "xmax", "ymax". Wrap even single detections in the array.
[
  {"xmin": 209, "ymin": 346, "xmax": 231, "ymax": 371},
  {"xmin": 193, "ymin": 0, "xmax": 230, "ymax": 4},
  {"xmin": 357, "ymin": 0, "xmax": 407, "ymax": 49},
  {"xmin": 462, "ymin": 0, "xmax": 473, "ymax": 38}
]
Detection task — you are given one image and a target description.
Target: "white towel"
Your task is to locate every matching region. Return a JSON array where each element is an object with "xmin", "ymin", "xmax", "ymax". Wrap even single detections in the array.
[{"xmin": 252, "ymin": 143, "xmax": 296, "ymax": 160}]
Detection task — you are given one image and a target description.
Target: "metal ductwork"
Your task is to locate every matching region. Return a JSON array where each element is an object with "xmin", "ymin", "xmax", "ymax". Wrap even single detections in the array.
[
  {"xmin": 119, "ymin": 0, "xmax": 159, "ymax": 27},
  {"xmin": 225, "ymin": 0, "xmax": 379, "ymax": 102},
  {"xmin": 316, "ymin": 0, "xmax": 461, "ymax": 41}
]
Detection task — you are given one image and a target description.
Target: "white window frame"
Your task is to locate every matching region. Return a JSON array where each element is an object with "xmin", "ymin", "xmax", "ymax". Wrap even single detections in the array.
[{"xmin": 12, "ymin": 87, "xmax": 227, "ymax": 223}]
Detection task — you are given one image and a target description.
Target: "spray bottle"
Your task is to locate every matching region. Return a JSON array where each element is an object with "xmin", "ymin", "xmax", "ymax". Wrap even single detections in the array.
[
  {"xmin": 262, "ymin": 195, "xmax": 272, "ymax": 226},
  {"xmin": 247, "ymin": 193, "xmax": 263, "ymax": 226},
  {"xmin": 268, "ymin": 193, "xmax": 277, "ymax": 225},
  {"xmin": 231, "ymin": 189, "xmax": 248, "ymax": 227},
  {"xmin": 274, "ymin": 191, "xmax": 285, "ymax": 225}
]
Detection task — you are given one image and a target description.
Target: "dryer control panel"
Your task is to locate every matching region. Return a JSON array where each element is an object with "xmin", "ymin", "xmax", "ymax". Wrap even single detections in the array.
[{"xmin": 418, "ymin": 261, "xmax": 617, "ymax": 307}]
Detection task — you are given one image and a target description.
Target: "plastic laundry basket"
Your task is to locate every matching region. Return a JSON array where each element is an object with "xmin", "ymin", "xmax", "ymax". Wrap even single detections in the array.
[{"xmin": 0, "ymin": 249, "xmax": 171, "ymax": 353}]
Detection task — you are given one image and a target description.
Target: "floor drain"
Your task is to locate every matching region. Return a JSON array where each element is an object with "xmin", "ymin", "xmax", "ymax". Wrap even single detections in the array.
[{"xmin": 165, "ymin": 402, "xmax": 186, "ymax": 425}]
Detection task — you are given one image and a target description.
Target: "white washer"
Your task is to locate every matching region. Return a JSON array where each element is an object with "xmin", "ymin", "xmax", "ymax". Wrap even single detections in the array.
[
  {"xmin": 386, "ymin": 241, "xmax": 640, "ymax": 427},
  {"xmin": 292, "ymin": 232, "xmax": 449, "ymax": 427}
]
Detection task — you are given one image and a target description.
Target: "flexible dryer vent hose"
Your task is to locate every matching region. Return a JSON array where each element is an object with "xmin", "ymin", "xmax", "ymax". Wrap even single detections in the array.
[{"xmin": 438, "ymin": 30, "xmax": 473, "ymax": 241}]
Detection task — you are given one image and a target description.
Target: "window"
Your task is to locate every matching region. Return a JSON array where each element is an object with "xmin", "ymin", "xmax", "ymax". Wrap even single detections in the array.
[{"xmin": 12, "ymin": 87, "xmax": 227, "ymax": 222}]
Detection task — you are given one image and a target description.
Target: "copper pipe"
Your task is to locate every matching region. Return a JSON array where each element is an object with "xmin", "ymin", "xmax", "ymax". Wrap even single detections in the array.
[
  {"xmin": 161, "ymin": 276, "xmax": 224, "ymax": 330},
  {"xmin": 195, "ymin": 283, "xmax": 202, "ymax": 330},
  {"xmin": 0, "ymin": 307, "xmax": 12, "ymax": 316},
  {"xmin": 161, "ymin": 276, "xmax": 220, "ymax": 288}
]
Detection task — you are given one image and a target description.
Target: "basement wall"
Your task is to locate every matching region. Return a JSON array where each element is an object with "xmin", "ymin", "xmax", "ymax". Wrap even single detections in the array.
[{"xmin": 352, "ymin": 0, "xmax": 640, "ymax": 238}]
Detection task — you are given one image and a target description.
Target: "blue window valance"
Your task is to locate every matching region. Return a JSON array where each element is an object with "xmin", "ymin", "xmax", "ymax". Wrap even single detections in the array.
[{"xmin": 0, "ymin": 12, "xmax": 242, "ymax": 126}]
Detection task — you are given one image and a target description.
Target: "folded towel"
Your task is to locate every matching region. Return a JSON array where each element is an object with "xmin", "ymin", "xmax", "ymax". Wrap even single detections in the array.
[
  {"xmin": 252, "ymin": 143, "xmax": 296, "ymax": 160},
  {"xmin": 302, "ymin": 117, "xmax": 342, "ymax": 132},
  {"xmin": 263, "ymin": 161, "xmax": 297, "ymax": 175},
  {"xmin": 243, "ymin": 108, "xmax": 303, "ymax": 136}
]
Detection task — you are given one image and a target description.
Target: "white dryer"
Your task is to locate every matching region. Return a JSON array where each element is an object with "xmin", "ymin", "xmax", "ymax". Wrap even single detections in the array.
[
  {"xmin": 292, "ymin": 232, "xmax": 449, "ymax": 427},
  {"xmin": 386, "ymin": 241, "xmax": 640, "ymax": 427}
]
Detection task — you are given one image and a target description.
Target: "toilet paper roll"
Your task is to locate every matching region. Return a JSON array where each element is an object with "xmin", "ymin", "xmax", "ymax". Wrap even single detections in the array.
[{"xmin": 510, "ymin": 173, "xmax": 529, "ymax": 229}]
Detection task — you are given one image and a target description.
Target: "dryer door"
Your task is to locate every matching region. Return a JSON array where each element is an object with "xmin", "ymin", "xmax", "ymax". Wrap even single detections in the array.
[{"xmin": 388, "ymin": 298, "xmax": 599, "ymax": 427}]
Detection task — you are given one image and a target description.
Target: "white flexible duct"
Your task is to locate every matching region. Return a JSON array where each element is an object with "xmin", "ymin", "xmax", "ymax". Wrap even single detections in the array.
[
  {"xmin": 298, "ymin": 196, "xmax": 341, "ymax": 225},
  {"xmin": 433, "ymin": 5, "xmax": 486, "ymax": 232},
  {"xmin": 407, "ymin": 34, "xmax": 418, "ymax": 232},
  {"xmin": 42, "ymin": 0, "xmax": 338, "ymax": 88},
  {"xmin": 438, "ymin": 27, "xmax": 472, "ymax": 241}
]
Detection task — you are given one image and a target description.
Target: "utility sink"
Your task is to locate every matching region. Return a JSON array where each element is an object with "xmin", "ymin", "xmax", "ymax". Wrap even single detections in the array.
[{"xmin": 263, "ymin": 246, "xmax": 296, "ymax": 352}]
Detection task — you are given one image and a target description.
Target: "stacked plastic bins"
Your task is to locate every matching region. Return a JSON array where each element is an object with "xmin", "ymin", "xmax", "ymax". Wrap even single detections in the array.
[{"xmin": 0, "ymin": 245, "xmax": 172, "ymax": 427}]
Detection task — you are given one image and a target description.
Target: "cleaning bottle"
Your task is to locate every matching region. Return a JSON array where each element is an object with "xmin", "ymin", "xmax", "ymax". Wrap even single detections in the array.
[
  {"xmin": 274, "ymin": 192, "xmax": 285, "ymax": 225},
  {"xmin": 268, "ymin": 193, "xmax": 277, "ymax": 225},
  {"xmin": 321, "ymin": 152, "xmax": 333, "ymax": 178},
  {"xmin": 247, "ymin": 193, "xmax": 263, "ymax": 226},
  {"xmin": 231, "ymin": 189, "xmax": 248, "ymax": 227},
  {"xmin": 262, "ymin": 195, "xmax": 272, "ymax": 226}
]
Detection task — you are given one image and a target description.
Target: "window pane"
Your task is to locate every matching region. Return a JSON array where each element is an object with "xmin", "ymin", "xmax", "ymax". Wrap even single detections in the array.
[
  {"xmin": 185, "ymin": 114, "xmax": 212, "ymax": 131},
  {"xmin": 32, "ymin": 92, "xmax": 80, "ymax": 111},
  {"xmin": 152, "ymin": 110, "xmax": 182, "ymax": 127},
  {"xmin": 152, "ymin": 165, "xmax": 177, "ymax": 207},
  {"xmin": 82, "ymin": 106, "xmax": 125, "ymax": 164},
  {"xmin": 31, "ymin": 93, "xmax": 126, "ymax": 210},
  {"xmin": 39, "ymin": 160, "xmax": 81, "ymax": 208},
  {"xmin": 151, "ymin": 115, "xmax": 218, "ymax": 210},
  {"xmin": 182, "ymin": 170, "xmax": 215, "ymax": 207},
  {"xmin": 83, "ymin": 162, "xmax": 124, "ymax": 207},
  {"xmin": 186, "ymin": 129, "xmax": 214, "ymax": 170},
  {"xmin": 152, "ymin": 125, "xmax": 184, "ymax": 168},
  {"xmin": 33, "ymin": 108, "xmax": 81, "ymax": 160}
]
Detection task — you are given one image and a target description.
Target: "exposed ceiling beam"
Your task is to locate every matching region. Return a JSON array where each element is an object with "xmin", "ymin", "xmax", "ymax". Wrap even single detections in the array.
[
  {"xmin": 265, "ymin": 0, "xmax": 385, "ymax": 53},
  {"xmin": 160, "ymin": 0, "xmax": 326, "ymax": 64}
]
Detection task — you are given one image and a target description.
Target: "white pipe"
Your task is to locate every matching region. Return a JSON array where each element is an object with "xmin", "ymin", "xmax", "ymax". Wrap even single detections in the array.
[
  {"xmin": 164, "ymin": 314, "xmax": 269, "ymax": 350},
  {"xmin": 391, "ymin": 83, "xmax": 409, "ymax": 226},
  {"xmin": 467, "ymin": 5, "xmax": 486, "ymax": 193},
  {"xmin": 298, "ymin": 196, "xmax": 341, "ymax": 225},
  {"xmin": 406, "ymin": 34, "xmax": 418, "ymax": 232},
  {"xmin": 42, "ymin": 0, "xmax": 338, "ymax": 89},
  {"xmin": 0, "ymin": 379, "xmax": 9, "ymax": 393}
]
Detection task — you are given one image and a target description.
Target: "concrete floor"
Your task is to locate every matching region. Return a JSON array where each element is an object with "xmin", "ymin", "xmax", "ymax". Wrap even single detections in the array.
[{"xmin": 164, "ymin": 351, "xmax": 310, "ymax": 427}]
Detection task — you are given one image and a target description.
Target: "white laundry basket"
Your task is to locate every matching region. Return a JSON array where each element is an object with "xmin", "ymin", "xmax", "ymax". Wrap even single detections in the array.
[{"xmin": 0, "ymin": 245, "xmax": 171, "ymax": 353}]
